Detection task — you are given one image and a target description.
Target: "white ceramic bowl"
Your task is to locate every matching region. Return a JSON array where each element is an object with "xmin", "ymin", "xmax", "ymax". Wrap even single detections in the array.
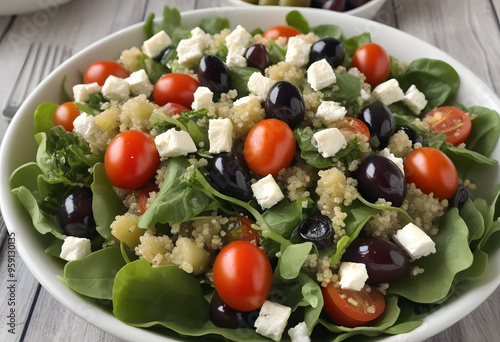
[
  {"xmin": 1, "ymin": 6, "xmax": 499, "ymax": 342},
  {"xmin": 0, "ymin": 0, "xmax": 72, "ymax": 16},
  {"xmin": 219, "ymin": 0, "xmax": 387, "ymax": 19}
]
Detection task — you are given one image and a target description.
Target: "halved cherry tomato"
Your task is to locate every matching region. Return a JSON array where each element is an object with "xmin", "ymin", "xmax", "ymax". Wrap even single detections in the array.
[
  {"xmin": 322, "ymin": 283, "xmax": 385, "ymax": 328},
  {"xmin": 213, "ymin": 240, "xmax": 272, "ymax": 312},
  {"xmin": 161, "ymin": 102, "xmax": 189, "ymax": 116},
  {"xmin": 263, "ymin": 25, "xmax": 301, "ymax": 42},
  {"xmin": 243, "ymin": 119, "xmax": 296, "ymax": 176},
  {"xmin": 139, "ymin": 184, "xmax": 159, "ymax": 214},
  {"xmin": 337, "ymin": 116, "xmax": 370, "ymax": 141},
  {"xmin": 423, "ymin": 106, "xmax": 472, "ymax": 146},
  {"xmin": 53, "ymin": 102, "xmax": 80, "ymax": 131},
  {"xmin": 83, "ymin": 60, "xmax": 129, "ymax": 86},
  {"xmin": 351, "ymin": 43, "xmax": 390, "ymax": 87},
  {"xmin": 104, "ymin": 130, "xmax": 160, "ymax": 190},
  {"xmin": 228, "ymin": 217, "xmax": 260, "ymax": 245},
  {"xmin": 153, "ymin": 73, "xmax": 199, "ymax": 108},
  {"xmin": 404, "ymin": 147, "xmax": 458, "ymax": 199}
]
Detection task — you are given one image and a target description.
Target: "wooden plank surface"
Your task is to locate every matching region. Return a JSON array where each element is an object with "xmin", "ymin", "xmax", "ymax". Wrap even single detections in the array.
[{"xmin": 0, "ymin": 0, "xmax": 499, "ymax": 341}]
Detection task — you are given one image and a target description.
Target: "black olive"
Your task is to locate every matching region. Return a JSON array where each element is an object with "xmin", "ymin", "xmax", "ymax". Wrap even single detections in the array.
[
  {"xmin": 298, "ymin": 214, "xmax": 334, "ymax": 249},
  {"xmin": 209, "ymin": 291, "xmax": 258, "ymax": 329},
  {"xmin": 264, "ymin": 81, "xmax": 305, "ymax": 128},
  {"xmin": 309, "ymin": 37, "xmax": 346, "ymax": 69},
  {"xmin": 209, "ymin": 152, "xmax": 253, "ymax": 202},
  {"xmin": 59, "ymin": 187, "xmax": 97, "ymax": 239},
  {"xmin": 396, "ymin": 125, "xmax": 424, "ymax": 145},
  {"xmin": 358, "ymin": 102, "xmax": 395, "ymax": 148},
  {"xmin": 355, "ymin": 156, "xmax": 407, "ymax": 207},
  {"xmin": 449, "ymin": 184, "xmax": 469, "ymax": 210},
  {"xmin": 245, "ymin": 44, "xmax": 271, "ymax": 73},
  {"xmin": 198, "ymin": 55, "xmax": 231, "ymax": 95}
]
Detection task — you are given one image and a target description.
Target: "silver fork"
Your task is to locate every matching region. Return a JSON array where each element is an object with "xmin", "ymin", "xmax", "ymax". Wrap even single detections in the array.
[{"xmin": 2, "ymin": 42, "xmax": 72, "ymax": 119}]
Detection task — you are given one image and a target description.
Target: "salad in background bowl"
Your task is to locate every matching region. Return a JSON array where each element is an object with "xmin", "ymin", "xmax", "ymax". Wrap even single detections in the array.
[{"xmin": 1, "ymin": 5, "xmax": 500, "ymax": 342}]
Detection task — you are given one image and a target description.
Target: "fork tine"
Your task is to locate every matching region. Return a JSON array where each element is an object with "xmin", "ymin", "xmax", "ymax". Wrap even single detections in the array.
[{"xmin": 16, "ymin": 43, "xmax": 43, "ymax": 106}]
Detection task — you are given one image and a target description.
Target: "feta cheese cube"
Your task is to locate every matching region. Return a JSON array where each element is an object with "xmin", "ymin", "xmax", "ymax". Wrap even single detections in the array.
[
  {"xmin": 208, "ymin": 118, "xmax": 233, "ymax": 153},
  {"xmin": 285, "ymin": 36, "xmax": 312, "ymax": 67},
  {"xmin": 403, "ymin": 84, "xmax": 428, "ymax": 114},
  {"xmin": 102, "ymin": 75, "xmax": 130, "ymax": 101},
  {"xmin": 393, "ymin": 223, "xmax": 436, "ymax": 259},
  {"xmin": 339, "ymin": 262, "xmax": 369, "ymax": 291},
  {"xmin": 247, "ymin": 72, "xmax": 276, "ymax": 101},
  {"xmin": 73, "ymin": 112, "xmax": 96, "ymax": 138},
  {"xmin": 307, "ymin": 58, "xmax": 336, "ymax": 91},
  {"xmin": 313, "ymin": 128, "xmax": 347, "ymax": 158},
  {"xmin": 226, "ymin": 42, "xmax": 247, "ymax": 67},
  {"xmin": 72, "ymin": 82, "xmax": 101, "ymax": 103},
  {"xmin": 125, "ymin": 69, "xmax": 154, "ymax": 97},
  {"xmin": 176, "ymin": 28, "xmax": 211, "ymax": 66},
  {"xmin": 372, "ymin": 78, "xmax": 405, "ymax": 105},
  {"xmin": 358, "ymin": 88, "xmax": 371, "ymax": 102},
  {"xmin": 379, "ymin": 148, "xmax": 404, "ymax": 175},
  {"xmin": 251, "ymin": 174, "xmax": 284, "ymax": 209},
  {"xmin": 192, "ymin": 86, "xmax": 214, "ymax": 111},
  {"xmin": 254, "ymin": 300, "xmax": 292, "ymax": 342},
  {"xmin": 225, "ymin": 25, "xmax": 252, "ymax": 48},
  {"xmin": 315, "ymin": 101, "xmax": 346, "ymax": 124},
  {"xmin": 233, "ymin": 95, "xmax": 255, "ymax": 107},
  {"xmin": 288, "ymin": 322, "xmax": 310, "ymax": 342},
  {"xmin": 155, "ymin": 128, "xmax": 197, "ymax": 160},
  {"xmin": 60, "ymin": 236, "xmax": 91, "ymax": 261},
  {"xmin": 142, "ymin": 30, "xmax": 172, "ymax": 59}
]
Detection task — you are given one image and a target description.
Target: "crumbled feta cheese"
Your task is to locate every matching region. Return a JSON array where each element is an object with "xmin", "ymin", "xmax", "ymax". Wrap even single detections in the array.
[
  {"xmin": 288, "ymin": 322, "xmax": 310, "ymax": 342},
  {"xmin": 225, "ymin": 25, "xmax": 252, "ymax": 47},
  {"xmin": 285, "ymin": 36, "xmax": 312, "ymax": 67},
  {"xmin": 315, "ymin": 101, "xmax": 346, "ymax": 124},
  {"xmin": 226, "ymin": 42, "xmax": 247, "ymax": 67},
  {"xmin": 247, "ymin": 72, "xmax": 276, "ymax": 101},
  {"xmin": 403, "ymin": 84, "xmax": 428, "ymax": 114},
  {"xmin": 192, "ymin": 86, "xmax": 214, "ymax": 111},
  {"xmin": 155, "ymin": 128, "xmax": 197, "ymax": 160},
  {"xmin": 142, "ymin": 30, "xmax": 172, "ymax": 59},
  {"xmin": 125, "ymin": 69, "xmax": 154, "ymax": 97},
  {"xmin": 307, "ymin": 58, "xmax": 336, "ymax": 91},
  {"xmin": 251, "ymin": 174, "xmax": 284, "ymax": 209},
  {"xmin": 359, "ymin": 88, "xmax": 371, "ymax": 101},
  {"xmin": 379, "ymin": 147, "xmax": 404, "ymax": 175},
  {"xmin": 254, "ymin": 300, "xmax": 292, "ymax": 341},
  {"xmin": 393, "ymin": 222, "xmax": 436, "ymax": 259},
  {"xmin": 313, "ymin": 128, "xmax": 347, "ymax": 158},
  {"xmin": 338, "ymin": 262, "xmax": 369, "ymax": 291},
  {"xmin": 73, "ymin": 112, "xmax": 96, "ymax": 138},
  {"xmin": 102, "ymin": 75, "xmax": 130, "ymax": 101},
  {"xmin": 208, "ymin": 118, "xmax": 233, "ymax": 153},
  {"xmin": 372, "ymin": 78, "xmax": 405, "ymax": 105},
  {"xmin": 72, "ymin": 82, "xmax": 101, "ymax": 103},
  {"xmin": 233, "ymin": 95, "xmax": 255, "ymax": 107},
  {"xmin": 60, "ymin": 236, "xmax": 91, "ymax": 261},
  {"xmin": 176, "ymin": 27, "xmax": 211, "ymax": 66}
]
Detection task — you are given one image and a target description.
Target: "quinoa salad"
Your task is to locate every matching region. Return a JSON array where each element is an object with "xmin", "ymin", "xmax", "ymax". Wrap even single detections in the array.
[{"xmin": 9, "ymin": 6, "xmax": 500, "ymax": 342}]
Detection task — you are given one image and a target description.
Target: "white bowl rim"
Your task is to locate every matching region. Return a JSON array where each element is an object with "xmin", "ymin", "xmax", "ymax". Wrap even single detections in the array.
[{"xmin": 1, "ymin": 6, "xmax": 499, "ymax": 342}]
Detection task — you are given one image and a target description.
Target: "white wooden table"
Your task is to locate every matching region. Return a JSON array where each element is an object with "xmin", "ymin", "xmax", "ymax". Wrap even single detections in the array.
[{"xmin": 0, "ymin": 0, "xmax": 499, "ymax": 341}]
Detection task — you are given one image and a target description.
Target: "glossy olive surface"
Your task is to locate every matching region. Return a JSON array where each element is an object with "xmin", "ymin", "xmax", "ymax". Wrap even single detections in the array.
[
  {"xmin": 449, "ymin": 184, "xmax": 469, "ymax": 210},
  {"xmin": 298, "ymin": 214, "xmax": 334, "ymax": 249},
  {"xmin": 198, "ymin": 54, "xmax": 231, "ymax": 95},
  {"xmin": 59, "ymin": 187, "xmax": 97, "ymax": 238},
  {"xmin": 396, "ymin": 125, "xmax": 424, "ymax": 145},
  {"xmin": 209, "ymin": 291, "xmax": 258, "ymax": 329},
  {"xmin": 358, "ymin": 102, "xmax": 395, "ymax": 148},
  {"xmin": 209, "ymin": 152, "xmax": 253, "ymax": 202},
  {"xmin": 264, "ymin": 81, "xmax": 305, "ymax": 128},
  {"xmin": 245, "ymin": 43, "xmax": 271, "ymax": 73},
  {"xmin": 309, "ymin": 37, "xmax": 346, "ymax": 68}
]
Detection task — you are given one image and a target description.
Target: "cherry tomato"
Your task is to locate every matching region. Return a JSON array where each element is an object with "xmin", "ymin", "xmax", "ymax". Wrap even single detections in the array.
[
  {"xmin": 263, "ymin": 25, "xmax": 301, "ymax": 42},
  {"xmin": 337, "ymin": 116, "xmax": 370, "ymax": 141},
  {"xmin": 423, "ymin": 106, "xmax": 472, "ymax": 146},
  {"xmin": 83, "ymin": 60, "xmax": 129, "ymax": 86},
  {"xmin": 153, "ymin": 73, "xmax": 199, "ymax": 108},
  {"xmin": 139, "ymin": 184, "xmax": 159, "ymax": 214},
  {"xmin": 351, "ymin": 43, "xmax": 390, "ymax": 87},
  {"xmin": 404, "ymin": 147, "xmax": 458, "ymax": 199},
  {"xmin": 104, "ymin": 130, "xmax": 160, "ymax": 190},
  {"xmin": 161, "ymin": 102, "xmax": 189, "ymax": 116},
  {"xmin": 322, "ymin": 283, "xmax": 385, "ymax": 328},
  {"xmin": 213, "ymin": 240, "xmax": 272, "ymax": 312},
  {"xmin": 243, "ymin": 119, "xmax": 296, "ymax": 176},
  {"xmin": 228, "ymin": 217, "xmax": 260, "ymax": 245},
  {"xmin": 53, "ymin": 102, "xmax": 80, "ymax": 131}
]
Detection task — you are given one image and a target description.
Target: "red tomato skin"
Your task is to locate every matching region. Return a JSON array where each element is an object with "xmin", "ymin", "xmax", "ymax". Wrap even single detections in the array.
[
  {"xmin": 139, "ymin": 184, "xmax": 159, "ymax": 214},
  {"xmin": 351, "ymin": 43, "xmax": 390, "ymax": 87},
  {"xmin": 83, "ymin": 60, "xmax": 130, "ymax": 86},
  {"xmin": 404, "ymin": 147, "xmax": 459, "ymax": 199},
  {"xmin": 161, "ymin": 102, "xmax": 189, "ymax": 116},
  {"xmin": 53, "ymin": 102, "xmax": 80, "ymax": 131},
  {"xmin": 104, "ymin": 131, "xmax": 160, "ymax": 190},
  {"xmin": 153, "ymin": 73, "xmax": 199, "ymax": 108},
  {"xmin": 263, "ymin": 25, "xmax": 301, "ymax": 42},
  {"xmin": 339, "ymin": 116, "xmax": 371, "ymax": 141},
  {"xmin": 423, "ymin": 106, "xmax": 472, "ymax": 146},
  {"xmin": 243, "ymin": 119, "xmax": 296, "ymax": 176},
  {"xmin": 236, "ymin": 217, "xmax": 260, "ymax": 245},
  {"xmin": 322, "ymin": 283, "xmax": 385, "ymax": 328},
  {"xmin": 213, "ymin": 241, "xmax": 272, "ymax": 312}
]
